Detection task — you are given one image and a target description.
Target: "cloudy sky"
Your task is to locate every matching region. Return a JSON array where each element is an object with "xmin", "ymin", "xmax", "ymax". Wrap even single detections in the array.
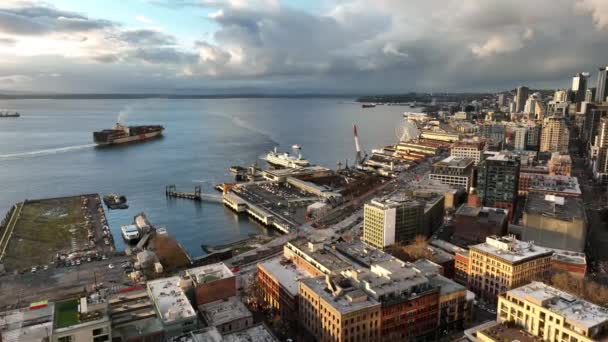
[{"xmin": 0, "ymin": 0, "xmax": 608, "ymax": 93}]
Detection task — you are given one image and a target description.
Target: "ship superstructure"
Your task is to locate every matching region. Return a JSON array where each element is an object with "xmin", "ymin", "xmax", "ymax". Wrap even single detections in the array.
[
  {"xmin": 264, "ymin": 147, "xmax": 310, "ymax": 168},
  {"xmin": 93, "ymin": 123, "xmax": 164, "ymax": 145}
]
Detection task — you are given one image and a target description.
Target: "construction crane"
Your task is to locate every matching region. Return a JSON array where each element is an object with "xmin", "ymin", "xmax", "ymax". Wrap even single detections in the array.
[{"xmin": 353, "ymin": 124, "xmax": 367, "ymax": 166}]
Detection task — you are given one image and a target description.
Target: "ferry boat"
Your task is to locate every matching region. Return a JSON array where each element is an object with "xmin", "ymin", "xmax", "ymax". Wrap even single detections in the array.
[
  {"xmin": 93, "ymin": 123, "xmax": 164, "ymax": 145},
  {"xmin": 0, "ymin": 111, "xmax": 20, "ymax": 118},
  {"xmin": 264, "ymin": 147, "xmax": 310, "ymax": 168},
  {"xmin": 121, "ymin": 224, "xmax": 140, "ymax": 243}
]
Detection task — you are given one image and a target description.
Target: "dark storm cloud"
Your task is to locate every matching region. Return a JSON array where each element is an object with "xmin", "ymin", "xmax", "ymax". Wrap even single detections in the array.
[
  {"xmin": 117, "ymin": 29, "xmax": 177, "ymax": 46},
  {"xmin": 0, "ymin": 3, "xmax": 114, "ymax": 35}
]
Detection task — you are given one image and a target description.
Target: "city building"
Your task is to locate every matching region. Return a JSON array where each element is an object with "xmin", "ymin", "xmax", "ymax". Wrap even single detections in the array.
[
  {"xmin": 497, "ymin": 93, "xmax": 506, "ymax": 107},
  {"xmin": 283, "ymin": 238, "xmax": 352, "ymax": 276},
  {"xmin": 108, "ymin": 288, "xmax": 165, "ymax": 342},
  {"xmin": 554, "ymin": 89, "xmax": 568, "ymax": 103},
  {"xmin": 550, "ymin": 248, "xmax": 587, "ymax": 278},
  {"xmin": 362, "ymin": 197, "xmax": 424, "ymax": 249},
  {"xmin": 497, "ymin": 282, "xmax": 608, "ymax": 342},
  {"xmin": 548, "ymin": 152, "xmax": 572, "ymax": 176},
  {"xmin": 299, "ymin": 276, "xmax": 381, "ymax": 342},
  {"xmin": 147, "ymin": 276, "xmax": 199, "ymax": 336},
  {"xmin": 427, "ymin": 274, "xmax": 474, "ymax": 333},
  {"xmin": 522, "ymin": 193, "xmax": 587, "ymax": 252},
  {"xmin": 596, "ymin": 66, "xmax": 608, "ymax": 103},
  {"xmin": 451, "ymin": 140, "xmax": 486, "ymax": 165},
  {"xmin": 52, "ymin": 295, "xmax": 112, "ymax": 342},
  {"xmin": 343, "ymin": 259, "xmax": 441, "ymax": 341},
  {"xmin": 592, "ymin": 116, "xmax": 608, "ymax": 183},
  {"xmin": 0, "ymin": 303, "xmax": 55, "ymax": 342},
  {"xmin": 257, "ymin": 256, "xmax": 311, "ymax": 320},
  {"xmin": 186, "ymin": 263, "xmax": 236, "ymax": 306},
  {"xmin": 468, "ymin": 236, "xmax": 553, "ymax": 304},
  {"xmin": 518, "ymin": 173, "xmax": 581, "ymax": 197},
  {"xmin": 429, "ymin": 156, "xmax": 475, "ymax": 190},
  {"xmin": 540, "ymin": 116, "xmax": 569, "ymax": 153},
  {"xmin": 199, "ymin": 296, "xmax": 254, "ymax": 335},
  {"xmin": 476, "ymin": 152, "xmax": 520, "ymax": 220},
  {"xmin": 512, "ymin": 126, "xmax": 527, "ymax": 150},
  {"xmin": 479, "ymin": 123, "xmax": 505, "ymax": 147},
  {"xmin": 409, "ymin": 189, "xmax": 446, "ymax": 236},
  {"xmin": 453, "ymin": 202, "xmax": 508, "ymax": 244},
  {"xmin": 586, "ymin": 88, "xmax": 596, "ymax": 103},
  {"xmin": 516, "ymin": 86, "xmax": 529, "ymax": 113},
  {"xmin": 572, "ymin": 72, "xmax": 589, "ymax": 103}
]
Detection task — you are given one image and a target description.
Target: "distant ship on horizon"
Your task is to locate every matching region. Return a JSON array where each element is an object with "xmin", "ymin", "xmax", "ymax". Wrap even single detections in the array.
[
  {"xmin": 93, "ymin": 122, "xmax": 164, "ymax": 145},
  {"xmin": 0, "ymin": 111, "xmax": 20, "ymax": 118}
]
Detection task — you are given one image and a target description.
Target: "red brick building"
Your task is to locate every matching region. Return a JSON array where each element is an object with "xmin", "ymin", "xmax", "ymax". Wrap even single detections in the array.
[
  {"xmin": 257, "ymin": 257, "xmax": 310, "ymax": 320},
  {"xmin": 186, "ymin": 263, "xmax": 236, "ymax": 306}
]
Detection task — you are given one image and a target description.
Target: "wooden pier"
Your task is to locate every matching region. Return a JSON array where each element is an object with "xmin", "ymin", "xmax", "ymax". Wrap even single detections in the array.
[{"xmin": 165, "ymin": 185, "xmax": 222, "ymax": 203}]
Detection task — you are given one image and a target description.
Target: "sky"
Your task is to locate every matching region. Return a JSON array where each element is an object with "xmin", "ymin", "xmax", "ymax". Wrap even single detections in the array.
[{"xmin": 0, "ymin": 0, "xmax": 608, "ymax": 94}]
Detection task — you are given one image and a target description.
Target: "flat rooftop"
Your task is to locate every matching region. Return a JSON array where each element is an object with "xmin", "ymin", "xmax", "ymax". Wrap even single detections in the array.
[
  {"xmin": 223, "ymin": 323, "xmax": 278, "ymax": 342},
  {"xmin": 333, "ymin": 240, "xmax": 392, "ymax": 268},
  {"xmin": 471, "ymin": 235, "xmax": 553, "ymax": 264},
  {"xmin": 199, "ymin": 296, "xmax": 252, "ymax": 327},
  {"xmin": 287, "ymin": 238, "xmax": 352, "ymax": 273},
  {"xmin": 186, "ymin": 262, "xmax": 234, "ymax": 285},
  {"xmin": 147, "ymin": 276, "xmax": 196, "ymax": 324},
  {"xmin": 433, "ymin": 156, "xmax": 474, "ymax": 168},
  {"xmin": 455, "ymin": 205, "xmax": 508, "ymax": 223},
  {"xmin": 508, "ymin": 282, "xmax": 608, "ymax": 330},
  {"xmin": 427, "ymin": 274, "xmax": 466, "ymax": 296},
  {"xmin": 479, "ymin": 322, "xmax": 541, "ymax": 342},
  {"xmin": 301, "ymin": 276, "xmax": 380, "ymax": 314},
  {"xmin": 550, "ymin": 248, "xmax": 586, "ymax": 265},
  {"xmin": 258, "ymin": 257, "xmax": 312, "ymax": 296},
  {"xmin": 524, "ymin": 193, "xmax": 585, "ymax": 221},
  {"xmin": 484, "ymin": 151, "xmax": 517, "ymax": 162},
  {"xmin": 520, "ymin": 173, "xmax": 581, "ymax": 196},
  {"xmin": 368, "ymin": 196, "xmax": 424, "ymax": 210},
  {"xmin": 0, "ymin": 304, "xmax": 54, "ymax": 342},
  {"xmin": 429, "ymin": 238, "xmax": 468, "ymax": 254}
]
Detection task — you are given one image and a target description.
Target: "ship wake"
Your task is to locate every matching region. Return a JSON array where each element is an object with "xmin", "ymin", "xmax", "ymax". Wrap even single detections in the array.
[{"xmin": 0, "ymin": 143, "xmax": 96, "ymax": 160}]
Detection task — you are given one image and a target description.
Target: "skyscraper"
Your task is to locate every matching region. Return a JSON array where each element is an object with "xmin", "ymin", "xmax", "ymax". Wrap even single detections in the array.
[
  {"xmin": 515, "ymin": 86, "xmax": 529, "ymax": 113},
  {"xmin": 497, "ymin": 93, "xmax": 506, "ymax": 107},
  {"xmin": 596, "ymin": 66, "xmax": 608, "ymax": 103},
  {"xmin": 571, "ymin": 72, "xmax": 588, "ymax": 103},
  {"xmin": 585, "ymin": 87, "xmax": 596, "ymax": 102},
  {"xmin": 476, "ymin": 152, "xmax": 520, "ymax": 220},
  {"xmin": 540, "ymin": 116, "xmax": 569, "ymax": 153}
]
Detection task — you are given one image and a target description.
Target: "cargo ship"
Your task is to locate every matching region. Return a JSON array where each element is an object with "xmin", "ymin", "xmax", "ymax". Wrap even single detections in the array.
[
  {"xmin": 93, "ymin": 123, "xmax": 164, "ymax": 145},
  {"xmin": 0, "ymin": 111, "xmax": 20, "ymax": 118},
  {"xmin": 264, "ymin": 147, "xmax": 310, "ymax": 168}
]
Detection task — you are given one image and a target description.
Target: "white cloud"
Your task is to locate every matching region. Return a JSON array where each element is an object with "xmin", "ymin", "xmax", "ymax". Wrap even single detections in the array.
[
  {"xmin": 576, "ymin": 0, "xmax": 608, "ymax": 29},
  {"xmin": 135, "ymin": 15, "xmax": 154, "ymax": 24}
]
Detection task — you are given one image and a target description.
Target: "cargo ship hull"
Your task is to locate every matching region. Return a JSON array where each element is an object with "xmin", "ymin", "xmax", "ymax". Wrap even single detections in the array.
[{"xmin": 93, "ymin": 123, "xmax": 164, "ymax": 146}]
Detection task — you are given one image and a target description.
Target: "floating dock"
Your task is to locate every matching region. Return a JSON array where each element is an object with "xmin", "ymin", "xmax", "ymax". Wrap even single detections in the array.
[{"xmin": 165, "ymin": 185, "xmax": 222, "ymax": 203}]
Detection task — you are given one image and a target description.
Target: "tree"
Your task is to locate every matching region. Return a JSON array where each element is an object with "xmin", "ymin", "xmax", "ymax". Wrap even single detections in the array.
[
  {"xmin": 389, "ymin": 235, "xmax": 432, "ymax": 262},
  {"xmin": 548, "ymin": 272, "xmax": 608, "ymax": 307}
]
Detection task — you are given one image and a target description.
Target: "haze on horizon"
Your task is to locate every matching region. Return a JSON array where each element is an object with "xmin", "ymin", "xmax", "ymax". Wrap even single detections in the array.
[{"xmin": 1, "ymin": 0, "xmax": 608, "ymax": 94}]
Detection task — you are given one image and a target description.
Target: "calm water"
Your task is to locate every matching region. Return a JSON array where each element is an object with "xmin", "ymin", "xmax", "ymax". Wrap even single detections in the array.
[{"xmin": 0, "ymin": 99, "xmax": 411, "ymax": 256}]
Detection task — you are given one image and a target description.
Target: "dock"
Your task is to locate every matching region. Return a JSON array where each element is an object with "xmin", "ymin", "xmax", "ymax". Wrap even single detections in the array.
[{"xmin": 165, "ymin": 185, "xmax": 222, "ymax": 203}]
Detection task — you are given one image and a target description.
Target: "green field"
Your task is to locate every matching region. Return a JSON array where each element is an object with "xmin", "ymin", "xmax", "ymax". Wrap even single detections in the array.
[{"xmin": 2, "ymin": 196, "xmax": 88, "ymax": 271}]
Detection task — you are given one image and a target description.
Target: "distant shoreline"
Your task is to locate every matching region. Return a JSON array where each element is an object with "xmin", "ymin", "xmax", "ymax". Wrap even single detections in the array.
[{"xmin": 0, "ymin": 93, "xmax": 360, "ymax": 100}]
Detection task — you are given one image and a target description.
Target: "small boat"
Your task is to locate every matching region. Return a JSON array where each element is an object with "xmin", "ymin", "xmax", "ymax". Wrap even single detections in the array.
[
  {"xmin": 121, "ymin": 224, "xmax": 140, "ymax": 243},
  {"xmin": 362, "ymin": 103, "xmax": 376, "ymax": 108},
  {"xmin": 0, "ymin": 111, "xmax": 20, "ymax": 118},
  {"xmin": 292, "ymin": 144, "xmax": 301, "ymax": 150},
  {"xmin": 103, "ymin": 193, "xmax": 128, "ymax": 209}
]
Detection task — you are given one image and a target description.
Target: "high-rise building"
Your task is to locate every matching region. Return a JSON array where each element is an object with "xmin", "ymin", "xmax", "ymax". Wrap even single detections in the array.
[
  {"xmin": 596, "ymin": 66, "xmax": 608, "ymax": 103},
  {"xmin": 429, "ymin": 156, "xmax": 475, "ymax": 190},
  {"xmin": 479, "ymin": 123, "xmax": 505, "ymax": 147},
  {"xmin": 497, "ymin": 282, "xmax": 608, "ymax": 342},
  {"xmin": 571, "ymin": 72, "xmax": 588, "ymax": 103},
  {"xmin": 548, "ymin": 152, "xmax": 572, "ymax": 176},
  {"xmin": 553, "ymin": 89, "xmax": 567, "ymax": 103},
  {"xmin": 515, "ymin": 86, "xmax": 529, "ymax": 113},
  {"xmin": 592, "ymin": 117, "xmax": 608, "ymax": 183},
  {"xmin": 540, "ymin": 116, "xmax": 569, "ymax": 153},
  {"xmin": 362, "ymin": 198, "xmax": 424, "ymax": 249},
  {"xmin": 525, "ymin": 122, "xmax": 541, "ymax": 150},
  {"xmin": 477, "ymin": 152, "xmax": 520, "ymax": 219},
  {"xmin": 512, "ymin": 126, "xmax": 527, "ymax": 150},
  {"xmin": 497, "ymin": 93, "xmax": 506, "ymax": 107},
  {"xmin": 467, "ymin": 236, "xmax": 552, "ymax": 303},
  {"xmin": 585, "ymin": 87, "xmax": 596, "ymax": 102}
]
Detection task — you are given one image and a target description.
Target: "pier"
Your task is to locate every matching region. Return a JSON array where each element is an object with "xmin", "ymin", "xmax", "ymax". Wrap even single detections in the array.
[{"xmin": 165, "ymin": 185, "xmax": 222, "ymax": 203}]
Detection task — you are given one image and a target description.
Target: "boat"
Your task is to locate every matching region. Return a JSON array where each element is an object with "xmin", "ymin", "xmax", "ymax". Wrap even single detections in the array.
[
  {"xmin": 291, "ymin": 144, "xmax": 301, "ymax": 150},
  {"xmin": 93, "ymin": 123, "xmax": 164, "ymax": 145},
  {"xmin": 264, "ymin": 147, "xmax": 310, "ymax": 168},
  {"xmin": 103, "ymin": 193, "xmax": 128, "ymax": 209},
  {"xmin": 120, "ymin": 224, "xmax": 140, "ymax": 243},
  {"xmin": 0, "ymin": 111, "xmax": 20, "ymax": 118},
  {"xmin": 361, "ymin": 103, "xmax": 376, "ymax": 108}
]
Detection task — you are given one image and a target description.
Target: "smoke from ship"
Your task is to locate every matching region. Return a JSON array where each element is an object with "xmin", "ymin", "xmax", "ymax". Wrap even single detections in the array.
[{"xmin": 117, "ymin": 104, "xmax": 134, "ymax": 124}]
